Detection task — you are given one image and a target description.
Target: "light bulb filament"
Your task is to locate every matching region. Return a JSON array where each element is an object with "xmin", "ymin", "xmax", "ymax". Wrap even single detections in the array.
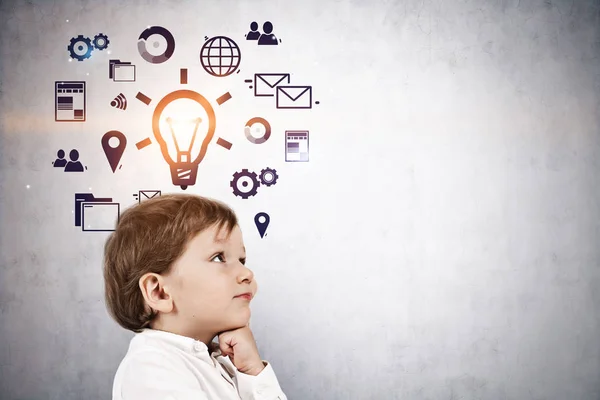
[{"xmin": 165, "ymin": 117, "xmax": 203, "ymax": 163}]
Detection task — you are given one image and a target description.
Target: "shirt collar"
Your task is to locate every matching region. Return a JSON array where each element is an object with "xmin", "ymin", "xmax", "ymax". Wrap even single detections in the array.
[{"xmin": 137, "ymin": 328, "xmax": 222, "ymax": 358}]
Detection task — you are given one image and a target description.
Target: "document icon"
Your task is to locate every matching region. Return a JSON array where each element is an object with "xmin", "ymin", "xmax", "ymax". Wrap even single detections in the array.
[
  {"xmin": 276, "ymin": 86, "xmax": 312, "ymax": 109},
  {"xmin": 74, "ymin": 193, "xmax": 119, "ymax": 231},
  {"xmin": 109, "ymin": 59, "xmax": 136, "ymax": 82},
  {"xmin": 254, "ymin": 73, "xmax": 290, "ymax": 97},
  {"xmin": 134, "ymin": 190, "xmax": 161, "ymax": 203}
]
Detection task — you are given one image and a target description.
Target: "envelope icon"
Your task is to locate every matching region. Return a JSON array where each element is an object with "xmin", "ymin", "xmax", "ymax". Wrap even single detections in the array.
[
  {"xmin": 139, "ymin": 190, "xmax": 161, "ymax": 203},
  {"xmin": 254, "ymin": 73, "xmax": 290, "ymax": 97},
  {"xmin": 276, "ymin": 86, "xmax": 312, "ymax": 109}
]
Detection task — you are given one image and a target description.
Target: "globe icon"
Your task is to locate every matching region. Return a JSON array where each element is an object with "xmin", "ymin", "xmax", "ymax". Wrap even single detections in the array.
[{"xmin": 200, "ymin": 36, "xmax": 241, "ymax": 77}]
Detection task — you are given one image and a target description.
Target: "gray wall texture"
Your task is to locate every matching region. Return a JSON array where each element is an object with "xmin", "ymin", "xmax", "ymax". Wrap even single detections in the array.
[{"xmin": 1, "ymin": 0, "xmax": 600, "ymax": 399}]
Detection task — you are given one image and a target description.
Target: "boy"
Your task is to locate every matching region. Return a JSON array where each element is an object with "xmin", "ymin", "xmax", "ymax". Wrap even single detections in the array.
[{"xmin": 103, "ymin": 194, "xmax": 287, "ymax": 400}]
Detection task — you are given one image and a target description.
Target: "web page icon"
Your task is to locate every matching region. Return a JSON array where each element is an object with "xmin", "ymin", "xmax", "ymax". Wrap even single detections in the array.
[
  {"xmin": 285, "ymin": 130, "xmax": 309, "ymax": 162},
  {"xmin": 55, "ymin": 81, "xmax": 86, "ymax": 122}
]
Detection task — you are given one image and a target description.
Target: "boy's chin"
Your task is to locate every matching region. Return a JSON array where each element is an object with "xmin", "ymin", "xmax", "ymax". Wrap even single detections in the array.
[{"xmin": 222, "ymin": 313, "xmax": 251, "ymax": 331}]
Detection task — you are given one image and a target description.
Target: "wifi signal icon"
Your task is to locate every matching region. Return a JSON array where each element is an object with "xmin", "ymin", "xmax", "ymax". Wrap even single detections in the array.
[{"xmin": 110, "ymin": 93, "xmax": 127, "ymax": 110}]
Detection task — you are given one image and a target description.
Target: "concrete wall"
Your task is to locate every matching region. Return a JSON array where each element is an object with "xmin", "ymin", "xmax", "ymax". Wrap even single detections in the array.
[{"xmin": 1, "ymin": 0, "xmax": 599, "ymax": 398}]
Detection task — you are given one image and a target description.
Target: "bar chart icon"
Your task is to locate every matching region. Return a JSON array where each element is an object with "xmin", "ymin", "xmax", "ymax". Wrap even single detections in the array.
[{"xmin": 285, "ymin": 130, "xmax": 309, "ymax": 162}]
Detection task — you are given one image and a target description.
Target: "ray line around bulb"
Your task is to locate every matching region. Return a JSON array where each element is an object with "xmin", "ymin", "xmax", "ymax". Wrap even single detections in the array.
[
  {"xmin": 135, "ymin": 137, "xmax": 152, "ymax": 150},
  {"xmin": 136, "ymin": 92, "xmax": 152, "ymax": 105},
  {"xmin": 180, "ymin": 68, "xmax": 188, "ymax": 84},
  {"xmin": 216, "ymin": 137, "xmax": 232, "ymax": 150},
  {"xmin": 216, "ymin": 92, "xmax": 232, "ymax": 105}
]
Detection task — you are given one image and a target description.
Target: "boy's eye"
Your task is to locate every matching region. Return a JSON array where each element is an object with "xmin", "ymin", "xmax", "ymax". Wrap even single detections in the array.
[
  {"xmin": 212, "ymin": 253, "xmax": 225, "ymax": 263},
  {"xmin": 211, "ymin": 253, "xmax": 246, "ymax": 265}
]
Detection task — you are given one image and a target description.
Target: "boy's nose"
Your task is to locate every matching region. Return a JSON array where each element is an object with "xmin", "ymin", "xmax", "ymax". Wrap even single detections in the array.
[{"xmin": 238, "ymin": 266, "xmax": 254, "ymax": 282}]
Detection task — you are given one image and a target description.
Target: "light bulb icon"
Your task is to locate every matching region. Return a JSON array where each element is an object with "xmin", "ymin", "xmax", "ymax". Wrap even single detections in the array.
[{"xmin": 152, "ymin": 89, "xmax": 216, "ymax": 189}]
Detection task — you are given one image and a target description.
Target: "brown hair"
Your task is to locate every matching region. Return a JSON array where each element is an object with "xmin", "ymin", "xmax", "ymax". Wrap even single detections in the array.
[{"xmin": 103, "ymin": 193, "xmax": 238, "ymax": 332}]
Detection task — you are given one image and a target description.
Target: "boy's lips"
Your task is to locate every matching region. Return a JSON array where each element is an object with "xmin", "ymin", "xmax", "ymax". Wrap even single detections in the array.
[{"xmin": 234, "ymin": 292, "xmax": 253, "ymax": 300}]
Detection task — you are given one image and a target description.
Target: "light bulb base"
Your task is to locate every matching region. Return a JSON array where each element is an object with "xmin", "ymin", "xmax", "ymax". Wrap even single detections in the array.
[{"xmin": 170, "ymin": 162, "xmax": 199, "ymax": 188}]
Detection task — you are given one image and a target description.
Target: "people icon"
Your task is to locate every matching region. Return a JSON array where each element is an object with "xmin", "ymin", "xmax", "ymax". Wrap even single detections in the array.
[
  {"xmin": 52, "ymin": 149, "xmax": 67, "ymax": 168},
  {"xmin": 54, "ymin": 148, "xmax": 86, "ymax": 171},
  {"xmin": 64, "ymin": 149, "xmax": 85, "ymax": 172},
  {"xmin": 245, "ymin": 21, "xmax": 260, "ymax": 41},
  {"xmin": 258, "ymin": 21, "xmax": 279, "ymax": 45},
  {"xmin": 245, "ymin": 21, "xmax": 281, "ymax": 45}
]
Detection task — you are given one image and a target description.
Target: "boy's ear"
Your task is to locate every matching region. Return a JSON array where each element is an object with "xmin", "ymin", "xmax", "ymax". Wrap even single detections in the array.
[{"xmin": 139, "ymin": 273, "xmax": 174, "ymax": 314}]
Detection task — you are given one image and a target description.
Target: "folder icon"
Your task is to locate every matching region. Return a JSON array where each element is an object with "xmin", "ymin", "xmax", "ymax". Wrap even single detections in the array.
[
  {"xmin": 74, "ymin": 193, "xmax": 112, "ymax": 227},
  {"xmin": 254, "ymin": 73, "xmax": 290, "ymax": 97},
  {"xmin": 276, "ymin": 86, "xmax": 312, "ymax": 109}
]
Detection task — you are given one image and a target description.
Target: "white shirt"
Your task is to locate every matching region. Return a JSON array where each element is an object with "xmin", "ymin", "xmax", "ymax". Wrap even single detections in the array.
[{"xmin": 112, "ymin": 328, "xmax": 288, "ymax": 400}]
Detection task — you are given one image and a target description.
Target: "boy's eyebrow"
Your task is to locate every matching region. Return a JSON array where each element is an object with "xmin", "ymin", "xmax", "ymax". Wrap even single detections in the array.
[{"xmin": 207, "ymin": 241, "xmax": 246, "ymax": 255}]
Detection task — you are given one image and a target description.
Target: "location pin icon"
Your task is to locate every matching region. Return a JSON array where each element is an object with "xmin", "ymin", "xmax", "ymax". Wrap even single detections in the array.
[
  {"xmin": 254, "ymin": 212, "xmax": 270, "ymax": 238},
  {"xmin": 102, "ymin": 130, "xmax": 127, "ymax": 173}
]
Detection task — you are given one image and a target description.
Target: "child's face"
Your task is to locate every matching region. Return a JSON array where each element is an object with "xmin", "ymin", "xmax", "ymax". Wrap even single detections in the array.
[{"xmin": 162, "ymin": 223, "xmax": 257, "ymax": 341}]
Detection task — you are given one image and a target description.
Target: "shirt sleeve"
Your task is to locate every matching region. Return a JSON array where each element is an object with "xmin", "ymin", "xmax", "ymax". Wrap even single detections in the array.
[
  {"xmin": 118, "ymin": 350, "xmax": 209, "ymax": 400},
  {"xmin": 233, "ymin": 360, "xmax": 288, "ymax": 400}
]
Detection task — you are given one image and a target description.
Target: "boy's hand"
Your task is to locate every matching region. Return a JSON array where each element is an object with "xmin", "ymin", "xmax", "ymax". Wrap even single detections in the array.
[{"xmin": 218, "ymin": 325, "xmax": 265, "ymax": 375}]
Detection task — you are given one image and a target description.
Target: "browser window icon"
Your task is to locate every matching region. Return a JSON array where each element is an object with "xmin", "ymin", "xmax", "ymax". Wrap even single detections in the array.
[
  {"xmin": 74, "ymin": 193, "xmax": 119, "ymax": 232},
  {"xmin": 81, "ymin": 203, "xmax": 120, "ymax": 231},
  {"xmin": 109, "ymin": 59, "xmax": 136, "ymax": 82}
]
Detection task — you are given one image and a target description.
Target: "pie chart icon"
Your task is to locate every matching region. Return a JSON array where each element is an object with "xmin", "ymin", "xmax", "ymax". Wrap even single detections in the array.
[
  {"xmin": 244, "ymin": 117, "xmax": 271, "ymax": 144},
  {"xmin": 137, "ymin": 26, "xmax": 175, "ymax": 64}
]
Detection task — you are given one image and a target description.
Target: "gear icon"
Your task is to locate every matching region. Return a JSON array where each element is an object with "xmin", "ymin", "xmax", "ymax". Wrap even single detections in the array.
[
  {"xmin": 93, "ymin": 33, "xmax": 110, "ymax": 50},
  {"xmin": 230, "ymin": 169, "xmax": 261, "ymax": 199},
  {"xmin": 67, "ymin": 35, "xmax": 93, "ymax": 61},
  {"xmin": 259, "ymin": 167, "xmax": 279, "ymax": 187}
]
